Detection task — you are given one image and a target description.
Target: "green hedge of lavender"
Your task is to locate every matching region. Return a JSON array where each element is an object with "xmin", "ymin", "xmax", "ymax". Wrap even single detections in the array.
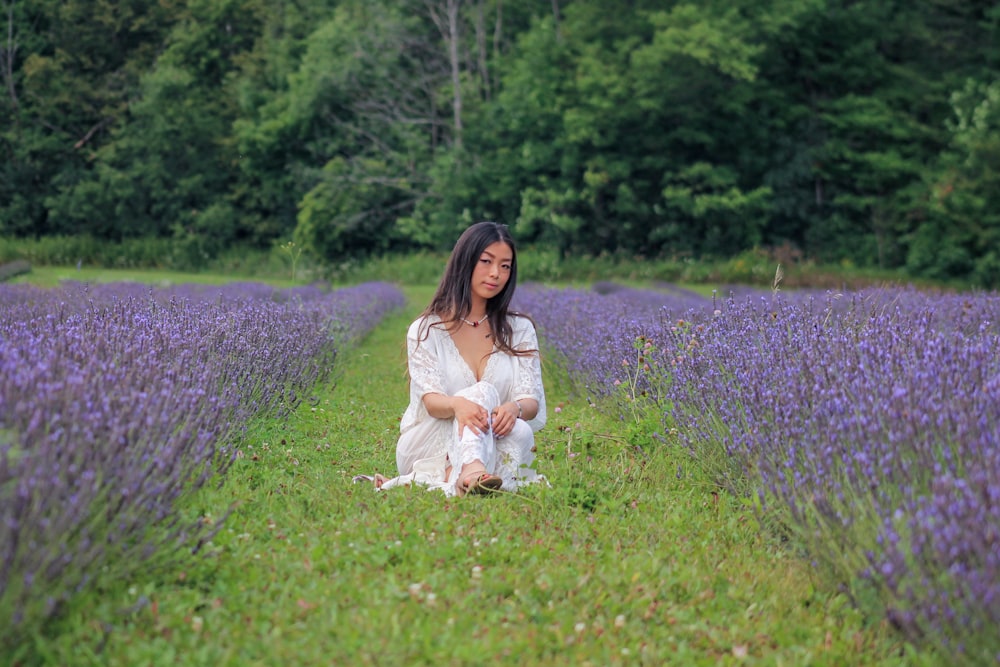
[
  {"xmin": 515, "ymin": 283, "xmax": 1000, "ymax": 664},
  {"xmin": 0, "ymin": 281, "xmax": 404, "ymax": 641}
]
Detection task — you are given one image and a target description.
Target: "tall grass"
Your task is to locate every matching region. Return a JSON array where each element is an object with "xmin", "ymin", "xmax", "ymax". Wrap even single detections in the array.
[
  {"xmin": 0, "ymin": 236, "xmax": 317, "ymax": 280},
  {"xmin": 2, "ymin": 235, "xmax": 948, "ymax": 290}
]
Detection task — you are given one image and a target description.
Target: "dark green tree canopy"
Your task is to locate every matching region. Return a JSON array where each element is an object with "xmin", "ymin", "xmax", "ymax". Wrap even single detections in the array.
[{"xmin": 2, "ymin": 0, "xmax": 998, "ymax": 285}]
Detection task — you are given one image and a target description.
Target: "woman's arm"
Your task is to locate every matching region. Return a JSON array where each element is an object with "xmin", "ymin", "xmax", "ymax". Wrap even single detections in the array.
[{"xmin": 509, "ymin": 317, "xmax": 547, "ymax": 431}]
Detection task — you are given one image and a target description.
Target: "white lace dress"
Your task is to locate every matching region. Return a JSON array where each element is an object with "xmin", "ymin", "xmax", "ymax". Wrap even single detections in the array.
[{"xmin": 376, "ymin": 313, "xmax": 547, "ymax": 495}]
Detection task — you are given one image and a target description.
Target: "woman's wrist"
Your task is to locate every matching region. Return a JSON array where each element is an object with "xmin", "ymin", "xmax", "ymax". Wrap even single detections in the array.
[{"xmin": 513, "ymin": 400, "xmax": 522, "ymax": 418}]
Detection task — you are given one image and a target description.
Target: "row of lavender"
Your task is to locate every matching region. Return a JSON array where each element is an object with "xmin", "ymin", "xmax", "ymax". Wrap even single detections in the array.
[
  {"xmin": 516, "ymin": 282, "xmax": 1000, "ymax": 663},
  {"xmin": 0, "ymin": 281, "xmax": 404, "ymax": 637}
]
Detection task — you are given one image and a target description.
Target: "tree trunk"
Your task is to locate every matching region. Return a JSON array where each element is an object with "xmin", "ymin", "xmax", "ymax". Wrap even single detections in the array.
[
  {"xmin": 475, "ymin": 0, "xmax": 489, "ymax": 100},
  {"xmin": 1, "ymin": 0, "xmax": 18, "ymax": 110},
  {"xmin": 493, "ymin": 0, "xmax": 502, "ymax": 61},
  {"xmin": 424, "ymin": 0, "xmax": 463, "ymax": 150},
  {"xmin": 448, "ymin": 0, "xmax": 462, "ymax": 149}
]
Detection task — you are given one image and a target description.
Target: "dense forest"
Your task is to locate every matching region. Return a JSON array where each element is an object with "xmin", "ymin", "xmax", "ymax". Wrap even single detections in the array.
[{"xmin": 1, "ymin": 0, "xmax": 998, "ymax": 284}]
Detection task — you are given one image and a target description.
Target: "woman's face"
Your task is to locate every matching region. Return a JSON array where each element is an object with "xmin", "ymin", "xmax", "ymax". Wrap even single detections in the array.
[{"xmin": 470, "ymin": 241, "xmax": 513, "ymax": 305}]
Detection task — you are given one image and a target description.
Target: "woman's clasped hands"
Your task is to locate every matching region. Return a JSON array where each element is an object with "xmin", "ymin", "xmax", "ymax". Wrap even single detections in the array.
[
  {"xmin": 489, "ymin": 401, "xmax": 520, "ymax": 438},
  {"xmin": 452, "ymin": 396, "xmax": 520, "ymax": 438}
]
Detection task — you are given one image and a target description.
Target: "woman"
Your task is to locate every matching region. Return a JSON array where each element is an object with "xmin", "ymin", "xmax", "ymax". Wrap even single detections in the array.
[{"xmin": 373, "ymin": 222, "xmax": 546, "ymax": 496}]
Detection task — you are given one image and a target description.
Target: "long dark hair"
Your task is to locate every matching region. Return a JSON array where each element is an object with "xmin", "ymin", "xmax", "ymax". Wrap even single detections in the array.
[{"xmin": 421, "ymin": 221, "xmax": 532, "ymax": 357}]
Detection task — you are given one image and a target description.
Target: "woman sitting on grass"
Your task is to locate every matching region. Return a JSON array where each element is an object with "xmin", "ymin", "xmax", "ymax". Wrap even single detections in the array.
[{"xmin": 372, "ymin": 221, "xmax": 547, "ymax": 496}]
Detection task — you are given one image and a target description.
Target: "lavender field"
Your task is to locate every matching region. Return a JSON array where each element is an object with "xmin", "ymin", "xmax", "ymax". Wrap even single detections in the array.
[
  {"xmin": 3, "ymin": 274, "xmax": 996, "ymax": 663},
  {"xmin": 0, "ymin": 280, "xmax": 404, "ymax": 640},
  {"xmin": 516, "ymin": 283, "xmax": 1000, "ymax": 663}
]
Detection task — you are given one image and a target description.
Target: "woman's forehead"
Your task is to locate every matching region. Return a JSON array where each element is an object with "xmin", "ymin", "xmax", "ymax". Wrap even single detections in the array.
[{"xmin": 480, "ymin": 241, "xmax": 513, "ymax": 260}]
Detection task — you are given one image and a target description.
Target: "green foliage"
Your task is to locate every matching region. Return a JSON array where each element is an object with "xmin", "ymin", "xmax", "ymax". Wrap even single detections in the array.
[
  {"xmin": 0, "ymin": 235, "xmax": 314, "ymax": 279},
  {"xmin": 0, "ymin": 0, "xmax": 180, "ymax": 236},
  {"xmin": 280, "ymin": 1, "xmax": 444, "ymax": 260},
  {"xmin": 641, "ymin": 4, "xmax": 763, "ymax": 82},
  {"xmin": 366, "ymin": 2, "xmax": 780, "ymax": 259},
  {"xmin": 1, "ymin": 0, "xmax": 998, "ymax": 286},
  {"xmin": 296, "ymin": 156, "xmax": 407, "ymax": 259},
  {"xmin": 0, "ymin": 234, "xmax": 184, "ymax": 268},
  {"xmin": 907, "ymin": 77, "xmax": 1000, "ymax": 288},
  {"xmin": 658, "ymin": 163, "xmax": 772, "ymax": 256},
  {"xmin": 2, "ymin": 234, "xmax": 941, "ymax": 292}
]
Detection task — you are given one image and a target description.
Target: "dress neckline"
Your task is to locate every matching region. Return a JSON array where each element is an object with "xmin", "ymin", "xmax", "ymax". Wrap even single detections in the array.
[{"xmin": 442, "ymin": 325, "xmax": 497, "ymax": 383}]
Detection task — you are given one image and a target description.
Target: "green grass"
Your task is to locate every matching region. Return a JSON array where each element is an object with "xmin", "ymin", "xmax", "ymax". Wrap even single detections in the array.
[
  {"xmin": 6, "ymin": 281, "xmax": 934, "ymax": 666},
  {"xmin": 5, "ymin": 234, "xmax": 959, "ymax": 292},
  {"xmin": 7, "ymin": 265, "xmax": 303, "ymax": 289}
]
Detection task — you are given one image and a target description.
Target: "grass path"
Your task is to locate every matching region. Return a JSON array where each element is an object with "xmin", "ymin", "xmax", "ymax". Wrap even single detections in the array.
[{"xmin": 30, "ymin": 285, "xmax": 921, "ymax": 666}]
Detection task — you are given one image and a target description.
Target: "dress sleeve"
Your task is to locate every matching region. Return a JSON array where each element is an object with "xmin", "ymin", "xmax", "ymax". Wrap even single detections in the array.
[
  {"xmin": 408, "ymin": 318, "xmax": 448, "ymax": 399},
  {"xmin": 512, "ymin": 317, "xmax": 547, "ymax": 431}
]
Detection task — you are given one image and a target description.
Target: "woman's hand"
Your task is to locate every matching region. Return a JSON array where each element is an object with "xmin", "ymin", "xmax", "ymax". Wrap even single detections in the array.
[
  {"xmin": 491, "ymin": 401, "xmax": 521, "ymax": 438},
  {"xmin": 451, "ymin": 396, "xmax": 490, "ymax": 437}
]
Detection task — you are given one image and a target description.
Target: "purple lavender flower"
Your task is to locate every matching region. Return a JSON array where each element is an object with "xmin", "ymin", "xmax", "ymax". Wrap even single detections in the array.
[
  {"xmin": 519, "ymin": 281, "xmax": 1000, "ymax": 660},
  {"xmin": 0, "ymin": 280, "xmax": 403, "ymax": 638}
]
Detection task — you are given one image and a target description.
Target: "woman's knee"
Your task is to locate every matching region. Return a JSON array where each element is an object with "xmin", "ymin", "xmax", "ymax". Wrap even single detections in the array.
[
  {"xmin": 506, "ymin": 419, "xmax": 533, "ymax": 444},
  {"xmin": 454, "ymin": 381, "xmax": 500, "ymax": 409}
]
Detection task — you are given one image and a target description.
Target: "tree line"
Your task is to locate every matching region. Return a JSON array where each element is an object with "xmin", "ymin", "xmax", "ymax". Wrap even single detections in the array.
[{"xmin": 1, "ymin": 0, "xmax": 998, "ymax": 285}]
